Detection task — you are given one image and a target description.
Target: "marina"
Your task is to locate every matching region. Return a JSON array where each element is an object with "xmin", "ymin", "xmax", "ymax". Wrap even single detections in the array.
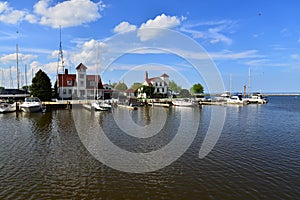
[{"xmin": 0, "ymin": 96, "xmax": 299, "ymax": 199}]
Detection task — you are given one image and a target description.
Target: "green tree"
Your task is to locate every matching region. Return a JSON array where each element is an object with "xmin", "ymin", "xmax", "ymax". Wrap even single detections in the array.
[
  {"xmin": 139, "ymin": 85, "xmax": 155, "ymax": 98},
  {"xmin": 169, "ymin": 80, "xmax": 182, "ymax": 93},
  {"xmin": 22, "ymin": 85, "xmax": 29, "ymax": 92},
  {"xmin": 190, "ymin": 83, "xmax": 204, "ymax": 94},
  {"xmin": 53, "ymin": 80, "xmax": 59, "ymax": 98},
  {"xmin": 130, "ymin": 82, "xmax": 142, "ymax": 90},
  {"xmin": 111, "ymin": 82, "xmax": 118, "ymax": 88},
  {"xmin": 179, "ymin": 89, "xmax": 191, "ymax": 98},
  {"xmin": 30, "ymin": 69, "xmax": 52, "ymax": 101},
  {"xmin": 115, "ymin": 82, "xmax": 128, "ymax": 91}
]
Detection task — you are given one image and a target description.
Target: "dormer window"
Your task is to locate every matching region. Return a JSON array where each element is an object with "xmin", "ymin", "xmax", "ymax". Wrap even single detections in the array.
[{"xmin": 67, "ymin": 80, "xmax": 72, "ymax": 86}]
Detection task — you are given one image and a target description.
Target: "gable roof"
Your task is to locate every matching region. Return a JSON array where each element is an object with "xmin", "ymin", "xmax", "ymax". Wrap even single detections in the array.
[
  {"xmin": 161, "ymin": 73, "xmax": 169, "ymax": 77},
  {"xmin": 76, "ymin": 63, "xmax": 87, "ymax": 70},
  {"xmin": 58, "ymin": 74, "xmax": 76, "ymax": 87}
]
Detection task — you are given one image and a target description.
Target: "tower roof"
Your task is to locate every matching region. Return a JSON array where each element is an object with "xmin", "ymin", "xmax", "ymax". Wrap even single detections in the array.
[
  {"xmin": 161, "ymin": 73, "xmax": 169, "ymax": 77},
  {"xmin": 76, "ymin": 63, "xmax": 87, "ymax": 70}
]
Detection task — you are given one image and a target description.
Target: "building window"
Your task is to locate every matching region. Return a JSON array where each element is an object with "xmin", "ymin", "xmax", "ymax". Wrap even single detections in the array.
[
  {"xmin": 161, "ymin": 88, "xmax": 164, "ymax": 93},
  {"xmin": 69, "ymin": 89, "xmax": 72, "ymax": 94},
  {"xmin": 90, "ymin": 81, "xmax": 95, "ymax": 87},
  {"xmin": 80, "ymin": 81, "xmax": 84, "ymax": 86},
  {"xmin": 160, "ymin": 82, "xmax": 162, "ymax": 86},
  {"xmin": 79, "ymin": 74, "xmax": 84, "ymax": 79},
  {"xmin": 67, "ymin": 80, "xmax": 72, "ymax": 86},
  {"xmin": 63, "ymin": 89, "xmax": 66, "ymax": 94}
]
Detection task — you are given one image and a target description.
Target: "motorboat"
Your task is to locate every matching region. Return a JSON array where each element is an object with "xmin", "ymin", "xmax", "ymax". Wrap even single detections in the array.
[
  {"xmin": 0, "ymin": 102, "xmax": 17, "ymax": 113},
  {"xmin": 227, "ymin": 95, "xmax": 249, "ymax": 105},
  {"xmin": 91, "ymin": 100, "xmax": 111, "ymax": 111},
  {"xmin": 172, "ymin": 98, "xmax": 198, "ymax": 107},
  {"xmin": 243, "ymin": 93, "xmax": 268, "ymax": 104},
  {"xmin": 20, "ymin": 97, "xmax": 42, "ymax": 113}
]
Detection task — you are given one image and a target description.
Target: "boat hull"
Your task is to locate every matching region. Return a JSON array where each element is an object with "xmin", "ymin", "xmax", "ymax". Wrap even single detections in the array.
[
  {"xmin": 172, "ymin": 99, "xmax": 198, "ymax": 107},
  {"xmin": 91, "ymin": 101, "xmax": 111, "ymax": 111},
  {"xmin": 21, "ymin": 105, "xmax": 42, "ymax": 113},
  {"xmin": 0, "ymin": 103, "xmax": 17, "ymax": 113}
]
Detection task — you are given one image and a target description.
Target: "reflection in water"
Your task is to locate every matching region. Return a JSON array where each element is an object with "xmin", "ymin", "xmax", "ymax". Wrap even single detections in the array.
[{"xmin": 0, "ymin": 97, "xmax": 299, "ymax": 199}]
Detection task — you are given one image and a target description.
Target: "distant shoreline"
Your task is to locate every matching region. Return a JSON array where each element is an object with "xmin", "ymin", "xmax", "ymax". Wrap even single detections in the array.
[
  {"xmin": 207, "ymin": 93, "xmax": 300, "ymax": 97},
  {"xmin": 262, "ymin": 93, "xmax": 300, "ymax": 96}
]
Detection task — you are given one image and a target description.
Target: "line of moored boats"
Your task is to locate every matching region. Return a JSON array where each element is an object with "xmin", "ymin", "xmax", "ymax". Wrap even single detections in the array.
[
  {"xmin": 201, "ymin": 92, "xmax": 268, "ymax": 105},
  {"xmin": 0, "ymin": 97, "xmax": 43, "ymax": 114},
  {"xmin": 0, "ymin": 92, "xmax": 268, "ymax": 114}
]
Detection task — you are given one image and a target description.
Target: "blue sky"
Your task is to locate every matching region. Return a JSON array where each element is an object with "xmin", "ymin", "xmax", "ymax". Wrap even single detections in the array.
[{"xmin": 1, "ymin": 0, "xmax": 300, "ymax": 93}]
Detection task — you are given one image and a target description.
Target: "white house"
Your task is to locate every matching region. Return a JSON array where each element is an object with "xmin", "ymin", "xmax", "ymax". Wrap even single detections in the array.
[
  {"xmin": 57, "ymin": 63, "xmax": 103, "ymax": 99},
  {"xmin": 138, "ymin": 71, "xmax": 169, "ymax": 98}
]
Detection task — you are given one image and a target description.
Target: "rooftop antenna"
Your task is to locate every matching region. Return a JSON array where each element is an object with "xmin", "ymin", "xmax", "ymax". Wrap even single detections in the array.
[
  {"xmin": 59, "ymin": 25, "xmax": 64, "ymax": 73},
  {"xmin": 57, "ymin": 25, "xmax": 64, "ymax": 100}
]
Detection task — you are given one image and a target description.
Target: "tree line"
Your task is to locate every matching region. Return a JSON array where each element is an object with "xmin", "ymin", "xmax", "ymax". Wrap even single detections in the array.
[{"xmin": 21, "ymin": 70, "xmax": 204, "ymax": 101}]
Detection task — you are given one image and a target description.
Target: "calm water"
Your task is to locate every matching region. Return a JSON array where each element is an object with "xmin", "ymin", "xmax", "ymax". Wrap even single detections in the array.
[{"xmin": 0, "ymin": 96, "xmax": 299, "ymax": 199}]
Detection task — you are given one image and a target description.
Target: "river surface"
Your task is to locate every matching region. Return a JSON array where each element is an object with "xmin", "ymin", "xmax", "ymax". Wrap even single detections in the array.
[{"xmin": 0, "ymin": 96, "xmax": 299, "ymax": 199}]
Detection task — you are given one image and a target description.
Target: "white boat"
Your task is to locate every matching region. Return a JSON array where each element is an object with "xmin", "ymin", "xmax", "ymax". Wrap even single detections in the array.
[
  {"xmin": 227, "ymin": 95, "xmax": 249, "ymax": 105},
  {"xmin": 172, "ymin": 98, "xmax": 198, "ymax": 107},
  {"xmin": 243, "ymin": 93, "xmax": 268, "ymax": 104},
  {"xmin": 0, "ymin": 102, "xmax": 17, "ymax": 113},
  {"xmin": 91, "ymin": 100, "xmax": 111, "ymax": 111},
  {"xmin": 20, "ymin": 97, "xmax": 42, "ymax": 113}
]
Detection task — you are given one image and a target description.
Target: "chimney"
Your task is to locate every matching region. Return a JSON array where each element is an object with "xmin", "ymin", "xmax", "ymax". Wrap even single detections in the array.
[
  {"xmin": 65, "ymin": 68, "xmax": 68, "ymax": 74},
  {"xmin": 145, "ymin": 71, "xmax": 148, "ymax": 81}
]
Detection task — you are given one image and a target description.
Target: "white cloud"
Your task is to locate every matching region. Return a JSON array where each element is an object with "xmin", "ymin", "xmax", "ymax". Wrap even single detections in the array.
[
  {"xmin": 0, "ymin": 1, "xmax": 27, "ymax": 24},
  {"xmin": 25, "ymin": 14, "xmax": 38, "ymax": 24},
  {"xmin": 0, "ymin": 0, "xmax": 105, "ymax": 28},
  {"xmin": 180, "ymin": 20, "xmax": 235, "ymax": 45},
  {"xmin": 34, "ymin": 0, "xmax": 103, "ymax": 28},
  {"xmin": 70, "ymin": 39, "xmax": 99, "ymax": 68},
  {"xmin": 137, "ymin": 14, "xmax": 181, "ymax": 41},
  {"xmin": 114, "ymin": 21, "xmax": 137, "ymax": 34},
  {"xmin": 0, "ymin": 53, "xmax": 38, "ymax": 64},
  {"xmin": 291, "ymin": 54, "xmax": 300, "ymax": 59},
  {"xmin": 0, "ymin": 2, "xmax": 8, "ymax": 13},
  {"xmin": 167, "ymin": 49, "xmax": 262, "ymax": 61}
]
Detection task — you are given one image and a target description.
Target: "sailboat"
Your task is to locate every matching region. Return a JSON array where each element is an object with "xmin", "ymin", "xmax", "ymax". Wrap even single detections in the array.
[
  {"xmin": 90, "ymin": 43, "xmax": 111, "ymax": 111},
  {"xmin": 242, "ymin": 67, "xmax": 268, "ymax": 104}
]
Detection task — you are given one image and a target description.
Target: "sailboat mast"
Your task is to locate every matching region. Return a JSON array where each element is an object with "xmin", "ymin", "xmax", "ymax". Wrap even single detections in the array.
[
  {"xmin": 95, "ymin": 43, "xmax": 99, "ymax": 99},
  {"xmin": 9, "ymin": 66, "xmax": 13, "ymax": 88},
  {"xmin": 25, "ymin": 64, "xmax": 28, "ymax": 92},
  {"xmin": 16, "ymin": 44, "xmax": 19, "ymax": 90},
  {"xmin": 229, "ymin": 73, "xmax": 232, "ymax": 95},
  {"xmin": 248, "ymin": 66, "xmax": 251, "ymax": 95}
]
